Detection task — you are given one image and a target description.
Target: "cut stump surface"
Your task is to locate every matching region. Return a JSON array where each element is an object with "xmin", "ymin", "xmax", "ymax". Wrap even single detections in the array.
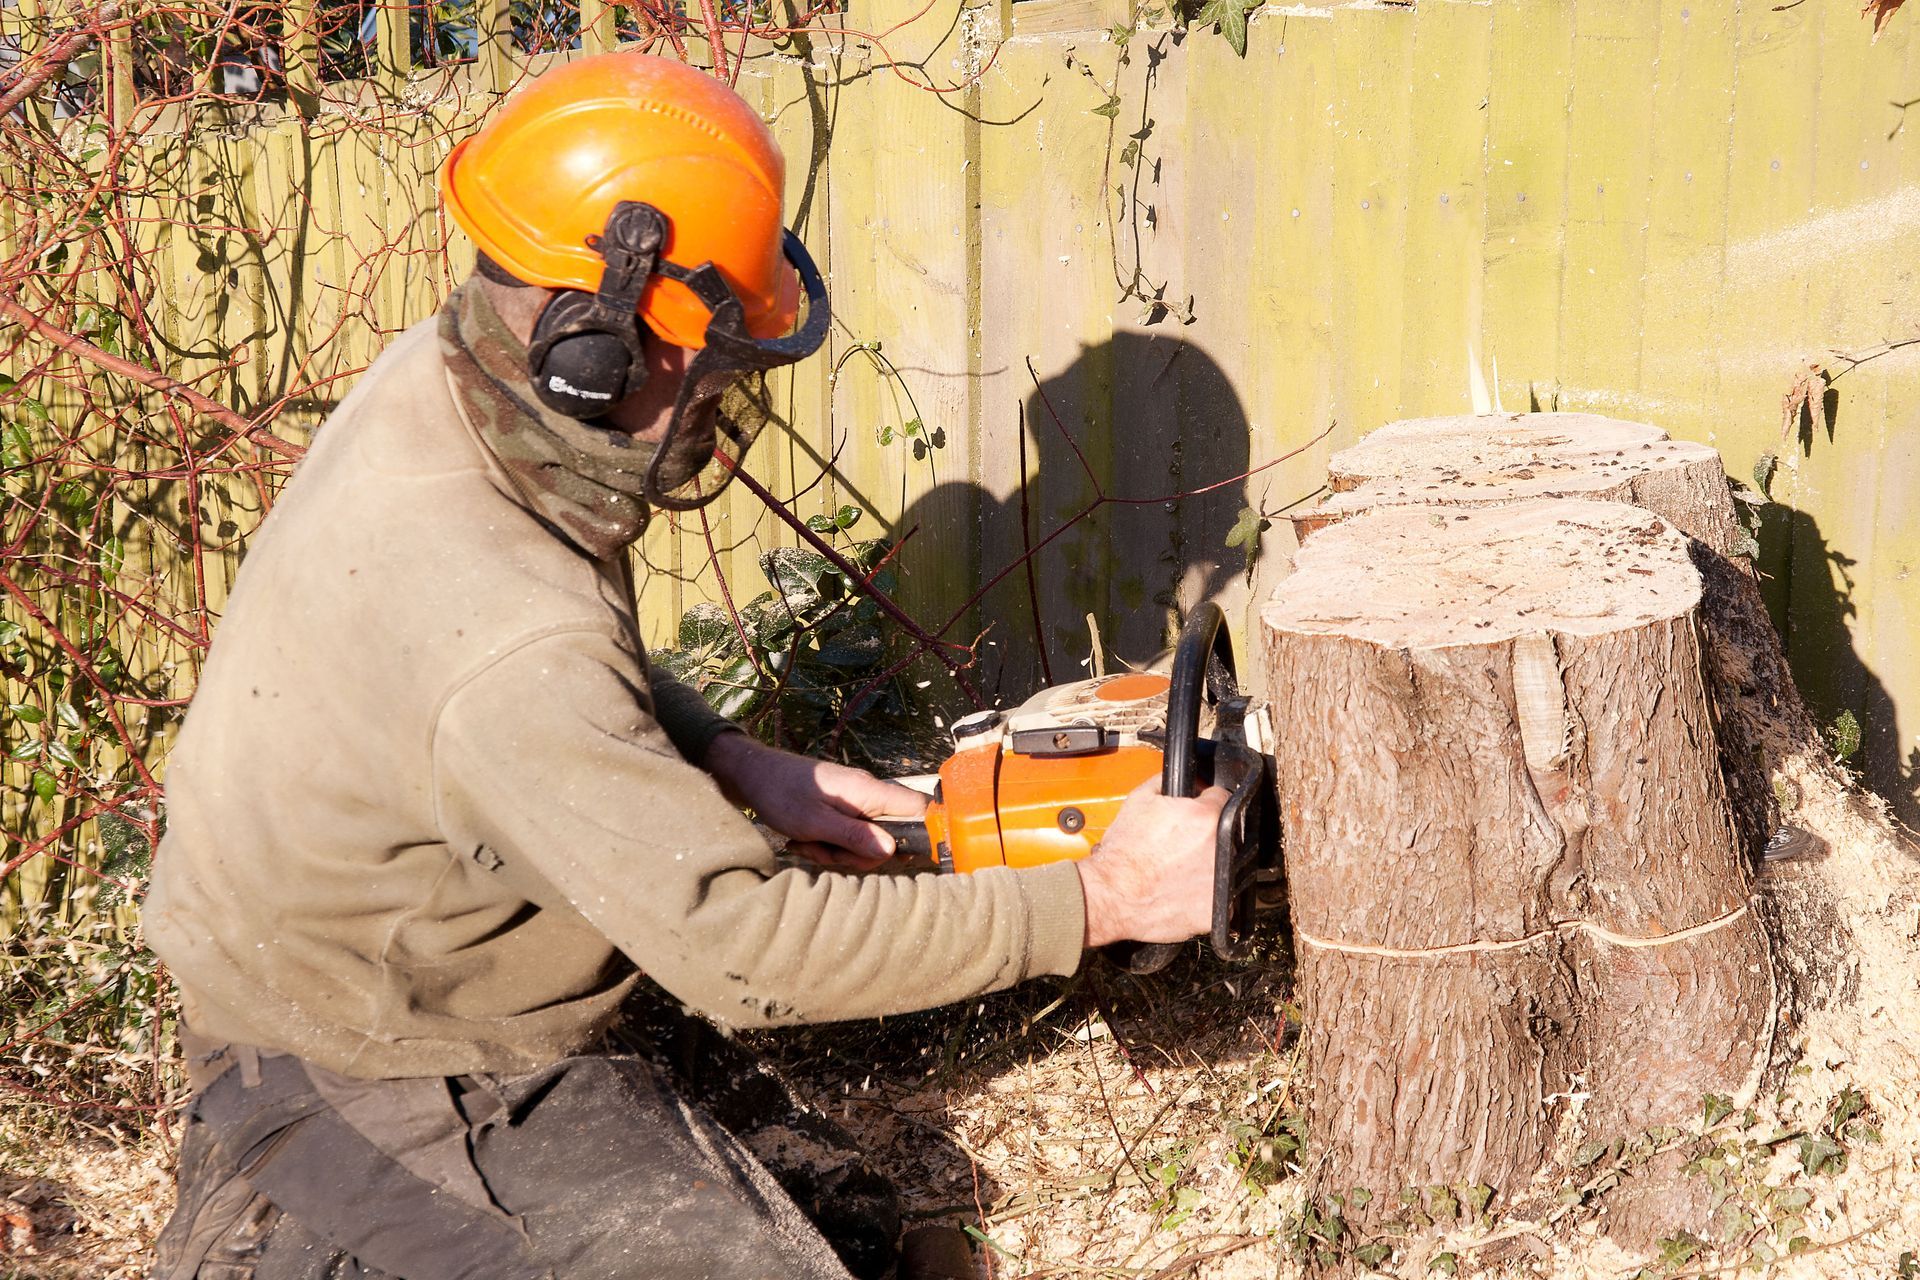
[{"xmin": 1305, "ymin": 412, "xmax": 1744, "ymax": 559}]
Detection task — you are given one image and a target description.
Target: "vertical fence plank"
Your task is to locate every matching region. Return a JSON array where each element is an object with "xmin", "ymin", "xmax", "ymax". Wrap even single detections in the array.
[
  {"xmin": 1482, "ymin": 0, "xmax": 1572, "ymax": 408},
  {"xmin": 1557, "ymin": 0, "xmax": 1661, "ymax": 413},
  {"xmin": 1397, "ymin": 0, "xmax": 1492, "ymax": 416},
  {"xmin": 1328, "ymin": 4, "xmax": 1415, "ymax": 448},
  {"xmin": 1637, "ymin": 0, "xmax": 1737, "ymax": 442}
]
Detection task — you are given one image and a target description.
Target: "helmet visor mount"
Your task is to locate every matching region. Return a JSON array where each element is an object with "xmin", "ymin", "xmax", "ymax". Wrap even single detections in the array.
[{"xmin": 646, "ymin": 228, "xmax": 830, "ymax": 511}]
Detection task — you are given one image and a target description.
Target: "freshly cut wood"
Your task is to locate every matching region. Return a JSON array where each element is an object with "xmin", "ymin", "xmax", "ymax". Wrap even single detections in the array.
[
  {"xmin": 1262, "ymin": 499, "xmax": 1772, "ymax": 1221},
  {"xmin": 1301, "ymin": 413, "xmax": 1745, "ymax": 558}
]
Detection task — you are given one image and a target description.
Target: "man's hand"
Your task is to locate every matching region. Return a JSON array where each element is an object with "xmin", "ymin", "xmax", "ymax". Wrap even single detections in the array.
[
  {"xmin": 702, "ymin": 732, "xmax": 928, "ymax": 871},
  {"xmin": 1076, "ymin": 778, "xmax": 1230, "ymax": 948}
]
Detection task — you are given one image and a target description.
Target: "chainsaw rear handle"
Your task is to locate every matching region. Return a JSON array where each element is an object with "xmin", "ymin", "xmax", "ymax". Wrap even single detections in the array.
[
  {"xmin": 1107, "ymin": 602, "xmax": 1237, "ymax": 976},
  {"xmin": 875, "ymin": 817, "xmax": 935, "ymax": 864}
]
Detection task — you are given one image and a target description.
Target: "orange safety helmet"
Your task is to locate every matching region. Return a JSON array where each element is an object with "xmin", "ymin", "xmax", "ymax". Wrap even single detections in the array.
[{"xmin": 440, "ymin": 52, "xmax": 801, "ymax": 350}]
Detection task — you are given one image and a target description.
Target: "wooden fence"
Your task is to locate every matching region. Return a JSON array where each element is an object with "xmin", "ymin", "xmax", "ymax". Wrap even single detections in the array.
[{"xmin": 3, "ymin": 0, "xmax": 1917, "ymax": 921}]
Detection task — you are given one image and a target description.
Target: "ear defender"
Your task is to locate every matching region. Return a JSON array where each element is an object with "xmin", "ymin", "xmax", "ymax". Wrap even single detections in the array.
[{"xmin": 525, "ymin": 202, "xmax": 666, "ymax": 419}]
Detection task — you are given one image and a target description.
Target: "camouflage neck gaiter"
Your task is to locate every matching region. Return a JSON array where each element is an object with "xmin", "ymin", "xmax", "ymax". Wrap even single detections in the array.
[{"xmin": 438, "ymin": 280, "xmax": 655, "ymax": 560}]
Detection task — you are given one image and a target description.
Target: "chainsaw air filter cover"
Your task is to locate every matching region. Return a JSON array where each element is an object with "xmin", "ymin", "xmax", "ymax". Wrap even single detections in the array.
[{"xmin": 924, "ymin": 672, "xmax": 1188, "ymax": 875}]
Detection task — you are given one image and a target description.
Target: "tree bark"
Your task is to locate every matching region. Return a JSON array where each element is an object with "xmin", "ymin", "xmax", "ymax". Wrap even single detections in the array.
[
  {"xmin": 1263, "ymin": 499, "xmax": 1773, "ymax": 1226},
  {"xmin": 1289, "ymin": 413, "xmax": 1890, "ymax": 1041}
]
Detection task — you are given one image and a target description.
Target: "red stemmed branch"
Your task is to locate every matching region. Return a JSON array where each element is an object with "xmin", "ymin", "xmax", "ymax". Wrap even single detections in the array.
[
  {"xmin": 0, "ymin": 3, "xmax": 124, "ymax": 119},
  {"xmin": 0, "ymin": 298, "xmax": 306, "ymax": 459}
]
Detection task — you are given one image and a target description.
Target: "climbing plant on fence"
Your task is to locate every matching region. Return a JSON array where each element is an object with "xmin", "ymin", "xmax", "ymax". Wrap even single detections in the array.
[{"xmin": 0, "ymin": 0, "xmax": 1320, "ymax": 1129}]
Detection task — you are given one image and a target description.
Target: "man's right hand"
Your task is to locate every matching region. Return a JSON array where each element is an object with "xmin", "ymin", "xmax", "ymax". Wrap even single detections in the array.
[{"xmin": 1075, "ymin": 778, "xmax": 1231, "ymax": 948}]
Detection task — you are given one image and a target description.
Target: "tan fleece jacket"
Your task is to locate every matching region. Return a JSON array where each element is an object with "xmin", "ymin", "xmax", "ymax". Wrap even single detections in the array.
[{"xmin": 143, "ymin": 318, "xmax": 1087, "ymax": 1080}]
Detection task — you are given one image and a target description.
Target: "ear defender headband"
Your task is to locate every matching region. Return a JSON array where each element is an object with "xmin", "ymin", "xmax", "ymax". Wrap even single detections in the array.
[{"xmin": 525, "ymin": 200, "xmax": 831, "ymax": 512}]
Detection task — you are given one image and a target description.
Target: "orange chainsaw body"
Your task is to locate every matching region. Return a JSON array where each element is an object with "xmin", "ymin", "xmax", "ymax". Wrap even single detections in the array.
[{"xmin": 921, "ymin": 672, "xmax": 1175, "ymax": 874}]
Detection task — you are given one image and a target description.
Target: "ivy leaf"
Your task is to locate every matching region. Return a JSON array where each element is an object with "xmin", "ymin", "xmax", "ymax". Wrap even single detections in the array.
[
  {"xmin": 834, "ymin": 504, "xmax": 863, "ymax": 531},
  {"xmin": 1091, "ymin": 93, "xmax": 1122, "ymax": 120},
  {"xmin": 760, "ymin": 547, "xmax": 838, "ymax": 611},
  {"xmin": 1224, "ymin": 504, "xmax": 1269, "ymax": 551},
  {"xmin": 1829, "ymin": 1085, "xmax": 1868, "ymax": 1133},
  {"xmin": 1191, "ymin": 0, "xmax": 1260, "ymax": 57},
  {"xmin": 677, "ymin": 602, "xmax": 738, "ymax": 655},
  {"xmin": 1119, "ymin": 140, "xmax": 1141, "ymax": 168},
  {"xmin": 1701, "ymin": 1093, "xmax": 1734, "ymax": 1129},
  {"xmin": 1752, "ymin": 452, "xmax": 1778, "ymax": 500},
  {"xmin": 1224, "ymin": 504, "xmax": 1272, "ymax": 578},
  {"xmin": 1798, "ymin": 1133, "xmax": 1845, "ymax": 1176},
  {"xmin": 805, "ymin": 513, "xmax": 837, "ymax": 534}
]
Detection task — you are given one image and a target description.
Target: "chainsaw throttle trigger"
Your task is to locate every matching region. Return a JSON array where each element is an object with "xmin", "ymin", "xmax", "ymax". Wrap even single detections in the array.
[{"xmin": 875, "ymin": 818, "xmax": 939, "ymax": 869}]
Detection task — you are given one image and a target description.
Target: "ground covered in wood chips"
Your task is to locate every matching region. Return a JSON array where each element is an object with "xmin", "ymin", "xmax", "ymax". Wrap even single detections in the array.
[{"xmin": 5, "ymin": 769, "xmax": 1920, "ymax": 1279}]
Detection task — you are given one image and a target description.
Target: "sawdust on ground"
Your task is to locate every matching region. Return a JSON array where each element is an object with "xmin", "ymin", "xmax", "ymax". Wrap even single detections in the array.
[{"xmin": 5, "ymin": 760, "xmax": 1920, "ymax": 1280}]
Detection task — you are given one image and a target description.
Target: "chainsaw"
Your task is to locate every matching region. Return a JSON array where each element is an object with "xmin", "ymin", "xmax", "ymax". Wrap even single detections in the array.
[{"xmin": 878, "ymin": 603, "xmax": 1283, "ymax": 974}]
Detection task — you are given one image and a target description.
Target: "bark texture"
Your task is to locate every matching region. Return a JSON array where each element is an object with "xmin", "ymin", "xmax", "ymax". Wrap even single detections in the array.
[
  {"xmin": 1291, "ymin": 413, "xmax": 1873, "ymax": 1031},
  {"xmin": 1263, "ymin": 500, "xmax": 1773, "ymax": 1222}
]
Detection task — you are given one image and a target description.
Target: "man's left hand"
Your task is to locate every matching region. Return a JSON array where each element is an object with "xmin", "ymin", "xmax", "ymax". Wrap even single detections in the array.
[{"xmin": 702, "ymin": 732, "xmax": 928, "ymax": 871}]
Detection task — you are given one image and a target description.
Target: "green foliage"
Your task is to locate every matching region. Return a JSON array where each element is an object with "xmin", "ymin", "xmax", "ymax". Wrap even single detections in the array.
[
  {"xmin": 1187, "ymin": 0, "xmax": 1261, "ymax": 56},
  {"xmin": 1827, "ymin": 709, "xmax": 1863, "ymax": 763},
  {"xmin": 1223, "ymin": 504, "xmax": 1271, "ymax": 581},
  {"xmin": 651, "ymin": 525, "xmax": 945, "ymax": 774},
  {"xmin": 0, "ymin": 909, "xmax": 177, "ymax": 1128},
  {"xmin": 1224, "ymin": 1107, "xmax": 1303, "ymax": 1191}
]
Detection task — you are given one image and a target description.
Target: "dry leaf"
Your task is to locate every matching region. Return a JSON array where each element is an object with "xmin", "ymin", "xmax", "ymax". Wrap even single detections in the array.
[
  {"xmin": 1780, "ymin": 360, "xmax": 1829, "ymax": 443},
  {"xmin": 1865, "ymin": 0, "xmax": 1907, "ymax": 36},
  {"xmin": 0, "ymin": 1199, "xmax": 35, "ymax": 1256}
]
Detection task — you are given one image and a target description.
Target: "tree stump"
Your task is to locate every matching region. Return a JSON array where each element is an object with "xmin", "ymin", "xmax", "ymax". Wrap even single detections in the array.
[
  {"xmin": 1262, "ymin": 499, "xmax": 1774, "ymax": 1223},
  {"xmin": 1291, "ymin": 413, "xmax": 1815, "ymax": 871}
]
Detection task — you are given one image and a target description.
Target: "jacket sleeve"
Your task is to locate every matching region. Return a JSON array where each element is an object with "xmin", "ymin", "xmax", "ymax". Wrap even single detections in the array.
[
  {"xmin": 646, "ymin": 666, "xmax": 742, "ymax": 763},
  {"xmin": 430, "ymin": 629, "xmax": 1086, "ymax": 1029}
]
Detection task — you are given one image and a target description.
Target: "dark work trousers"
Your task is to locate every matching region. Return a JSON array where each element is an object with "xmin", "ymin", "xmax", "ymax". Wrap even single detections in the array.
[{"xmin": 151, "ymin": 1009, "xmax": 900, "ymax": 1280}]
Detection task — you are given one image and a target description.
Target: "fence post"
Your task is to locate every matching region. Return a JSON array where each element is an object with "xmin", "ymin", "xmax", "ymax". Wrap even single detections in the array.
[
  {"xmin": 281, "ymin": 0, "xmax": 319, "ymax": 110},
  {"xmin": 106, "ymin": 1, "xmax": 134, "ymax": 126},
  {"xmin": 475, "ymin": 0, "xmax": 515, "ymax": 92},
  {"xmin": 375, "ymin": 0, "xmax": 411, "ymax": 95},
  {"xmin": 580, "ymin": 0, "xmax": 618, "ymax": 53}
]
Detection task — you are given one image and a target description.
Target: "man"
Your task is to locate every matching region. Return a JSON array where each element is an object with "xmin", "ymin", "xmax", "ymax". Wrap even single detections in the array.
[{"xmin": 146, "ymin": 52, "xmax": 1226, "ymax": 1280}]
